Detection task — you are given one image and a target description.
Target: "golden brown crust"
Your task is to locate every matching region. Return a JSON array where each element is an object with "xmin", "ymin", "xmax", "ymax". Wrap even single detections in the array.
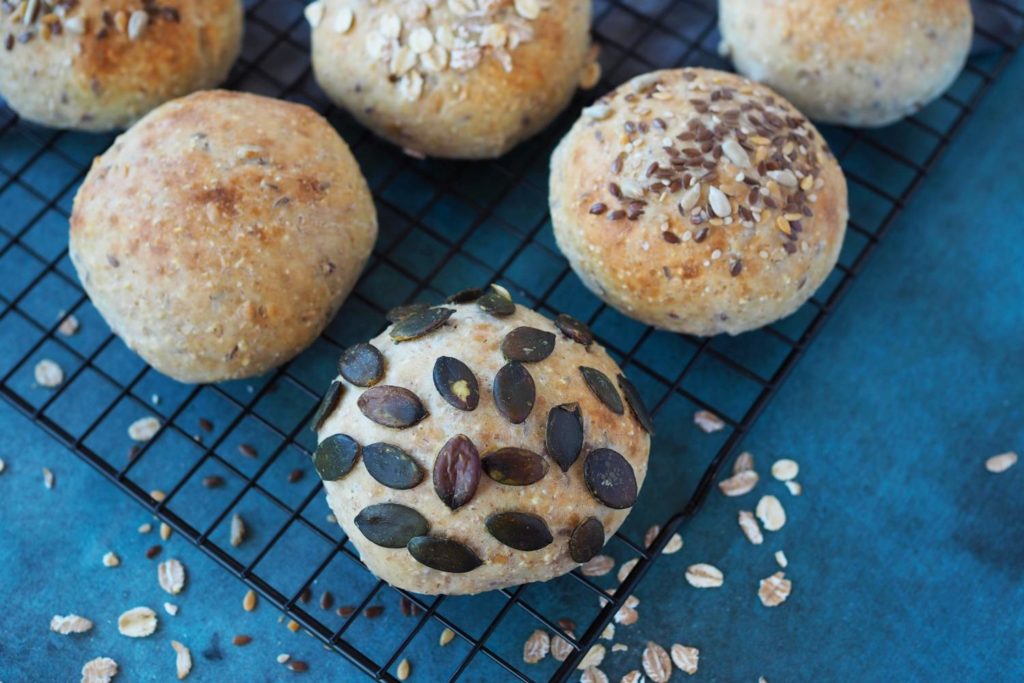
[
  {"xmin": 310, "ymin": 0, "xmax": 592, "ymax": 159},
  {"xmin": 70, "ymin": 90, "xmax": 378, "ymax": 383},
  {"xmin": 0, "ymin": 0, "xmax": 243, "ymax": 131},
  {"xmin": 550, "ymin": 68, "xmax": 848, "ymax": 336},
  {"xmin": 719, "ymin": 0, "xmax": 973, "ymax": 127}
]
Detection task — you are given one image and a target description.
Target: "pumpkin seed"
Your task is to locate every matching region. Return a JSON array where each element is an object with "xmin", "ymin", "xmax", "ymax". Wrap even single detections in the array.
[
  {"xmin": 584, "ymin": 448, "xmax": 638, "ymax": 509},
  {"xmin": 477, "ymin": 290, "xmax": 515, "ymax": 317},
  {"xmin": 433, "ymin": 434, "xmax": 481, "ymax": 510},
  {"xmin": 617, "ymin": 374, "xmax": 654, "ymax": 434},
  {"xmin": 445, "ymin": 287, "xmax": 486, "ymax": 304},
  {"xmin": 481, "ymin": 448, "xmax": 548, "ymax": 486},
  {"xmin": 485, "ymin": 511, "xmax": 553, "ymax": 551},
  {"xmin": 569, "ymin": 517, "xmax": 605, "ymax": 563},
  {"xmin": 390, "ymin": 307, "xmax": 454, "ymax": 342},
  {"xmin": 338, "ymin": 343, "xmax": 384, "ymax": 387},
  {"xmin": 313, "ymin": 434, "xmax": 360, "ymax": 481},
  {"xmin": 545, "ymin": 403, "xmax": 584, "ymax": 472},
  {"xmin": 492, "ymin": 362, "xmax": 535, "ymax": 424},
  {"xmin": 363, "ymin": 443, "xmax": 424, "ymax": 489},
  {"xmin": 357, "ymin": 386, "xmax": 428, "ymax": 428},
  {"xmin": 407, "ymin": 536, "xmax": 482, "ymax": 573},
  {"xmin": 355, "ymin": 503, "xmax": 429, "ymax": 548},
  {"xmin": 309, "ymin": 380, "xmax": 343, "ymax": 432},
  {"xmin": 432, "ymin": 356, "xmax": 479, "ymax": 411},
  {"xmin": 501, "ymin": 326, "xmax": 556, "ymax": 363},
  {"xmin": 386, "ymin": 302, "xmax": 430, "ymax": 323},
  {"xmin": 555, "ymin": 313, "xmax": 593, "ymax": 347},
  {"xmin": 580, "ymin": 367, "xmax": 624, "ymax": 415}
]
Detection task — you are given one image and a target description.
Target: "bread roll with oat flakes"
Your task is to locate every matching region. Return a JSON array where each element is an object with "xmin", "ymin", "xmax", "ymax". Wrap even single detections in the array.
[
  {"xmin": 308, "ymin": 0, "xmax": 594, "ymax": 159},
  {"xmin": 0, "ymin": 0, "xmax": 243, "ymax": 131},
  {"xmin": 549, "ymin": 68, "xmax": 848, "ymax": 336},
  {"xmin": 718, "ymin": 0, "xmax": 973, "ymax": 128},
  {"xmin": 70, "ymin": 90, "xmax": 377, "ymax": 383},
  {"xmin": 311, "ymin": 287, "xmax": 651, "ymax": 595}
]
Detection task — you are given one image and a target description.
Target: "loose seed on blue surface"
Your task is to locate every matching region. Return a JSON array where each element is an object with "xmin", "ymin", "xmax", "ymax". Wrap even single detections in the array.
[
  {"xmin": 555, "ymin": 314, "xmax": 593, "ymax": 347},
  {"xmin": 432, "ymin": 356, "xmax": 479, "ymax": 411},
  {"xmin": 357, "ymin": 386, "xmax": 428, "ymax": 428},
  {"xmin": 389, "ymin": 307, "xmax": 454, "ymax": 342},
  {"xmin": 492, "ymin": 362, "xmax": 535, "ymax": 424},
  {"xmin": 355, "ymin": 503, "xmax": 429, "ymax": 548},
  {"xmin": 407, "ymin": 536, "xmax": 483, "ymax": 573},
  {"xmin": 338, "ymin": 343, "xmax": 384, "ymax": 387},
  {"xmin": 584, "ymin": 448, "xmax": 638, "ymax": 509},
  {"xmin": 433, "ymin": 435, "xmax": 481, "ymax": 510},
  {"xmin": 485, "ymin": 512, "xmax": 553, "ymax": 551},
  {"xmin": 580, "ymin": 366, "xmax": 624, "ymax": 415},
  {"xmin": 569, "ymin": 517, "xmax": 605, "ymax": 563},
  {"xmin": 309, "ymin": 380, "xmax": 344, "ymax": 432},
  {"xmin": 545, "ymin": 403, "xmax": 584, "ymax": 472},
  {"xmin": 501, "ymin": 326, "xmax": 556, "ymax": 363},
  {"xmin": 481, "ymin": 447, "xmax": 548, "ymax": 486},
  {"xmin": 617, "ymin": 374, "xmax": 654, "ymax": 434},
  {"xmin": 313, "ymin": 434, "xmax": 360, "ymax": 481},
  {"xmin": 363, "ymin": 443, "xmax": 424, "ymax": 490}
]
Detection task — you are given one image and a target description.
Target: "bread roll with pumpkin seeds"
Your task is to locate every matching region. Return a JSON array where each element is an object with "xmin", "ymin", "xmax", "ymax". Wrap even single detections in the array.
[
  {"xmin": 311, "ymin": 287, "xmax": 651, "ymax": 595},
  {"xmin": 70, "ymin": 90, "xmax": 377, "ymax": 383},
  {"xmin": 307, "ymin": 0, "xmax": 594, "ymax": 159},
  {"xmin": 0, "ymin": 0, "xmax": 243, "ymax": 131},
  {"xmin": 719, "ymin": 0, "xmax": 973, "ymax": 128},
  {"xmin": 549, "ymin": 68, "xmax": 848, "ymax": 336}
]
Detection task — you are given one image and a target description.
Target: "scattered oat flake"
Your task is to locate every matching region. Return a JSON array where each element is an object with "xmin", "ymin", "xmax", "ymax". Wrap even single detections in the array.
[
  {"xmin": 758, "ymin": 571, "xmax": 792, "ymax": 607},
  {"xmin": 663, "ymin": 533, "xmax": 684, "ymax": 554},
  {"xmin": 243, "ymin": 589, "xmax": 257, "ymax": 612},
  {"xmin": 617, "ymin": 558, "xmax": 638, "ymax": 583},
  {"xmin": 611, "ymin": 643, "xmax": 628, "ymax": 653},
  {"xmin": 103, "ymin": 551, "xmax": 120, "ymax": 567},
  {"xmin": 620, "ymin": 671, "xmax": 643, "ymax": 683},
  {"xmin": 614, "ymin": 595, "xmax": 639, "ymax": 626},
  {"xmin": 733, "ymin": 451, "xmax": 754, "ymax": 473},
  {"xmin": 158, "ymin": 559, "xmax": 186, "ymax": 595},
  {"xmin": 164, "ymin": 602, "xmax": 179, "ymax": 616},
  {"xmin": 986, "ymin": 452, "xmax": 1018, "ymax": 473},
  {"xmin": 775, "ymin": 550, "xmax": 789, "ymax": 568},
  {"xmin": 685, "ymin": 563, "xmax": 724, "ymax": 588},
  {"xmin": 58, "ymin": 314, "xmax": 80, "ymax": 336},
  {"xmin": 671, "ymin": 644, "xmax": 700, "ymax": 675},
  {"xmin": 128, "ymin": 417, "xmax": 161, "ymax": 442},
  {"xmin": 523, "ymin": 629, "xmax": 550, "ymax": 664},
  {"xmin": 577, "ymin": 644, "xmax": 606, "ymax": 670},
  {"xmin": 718, "ymin": 469, "xmax": 759, "ymax": 496},
  {"xmin": 81, "ymin": 656, "xmax": 118, "ymax": 683},
  {"xmin": 644, "ymin": 525, "xmax": 660, "ymax": 548},
  {"xmin": 43, "ymin": 467, "xmax": 55, "ymax": 489},
  {"xmin": 580, "ymin": 554, "xmax": 614, "ymax": 577},
  {"xmin": 551, "ymin": 633, "xmax": 574, "ymax": 661},
  {"xmin": 600, "ymin": 623, "xmax": 615, "ymax": 640},
  {"xmin": 51, "ymin": 614, "xmax": 93, "ymax": 634},
  {"xmin": 756, "ymin": 495, "xmax": 786, "ymax": 531},
  {"xmin": 397, "ymin": 658, "xmax": 411, "ymax": 681},
  {"xmin": 230, "ymin": 513, "xmax": 246, "ymax": 547},
  {"xmin": 118, "ymin": 606, "xmax": 157, "ymax": 637},
  {"xmin": 738, "ymin": 510, "xmax": 763, "ymax": 545},
  {"xmin": 642, "ymin": 641, "xmax": 672, "ymax": 682},
  {"xmin": 35, "ymin": 359, "xmax": 64, "ymax": 388},
  {"xmin": 693, "ymin": 410, "xmax": 725, "ymax": 433},
  {"xmin": 581, "ymin": 667, "xmax": 609, "ymax": 683},
  {"xmin": 785, "ymin": 480, "xmax": 803, "ymax": 496},
  {"xmin": 771, "ymin": 458, "xmax": 799, "ymax": 481},
  {"xmin": 171, "ymin": 641, "xmax": 192, "ymax": 680},
  {"xmin": 439, "ymin": 627, "xmax": 455, "ymax": 647}
]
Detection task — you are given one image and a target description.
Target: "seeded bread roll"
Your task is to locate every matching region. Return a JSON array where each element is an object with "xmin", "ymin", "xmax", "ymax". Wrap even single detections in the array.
[
  {"xmin": 311, "ymin": 288, "xmax": 651, "ymax": 595},
  {"xmin": 0, "ymin": 0, "xmax": 243, "ymax": 131},
  {"xmin": 70, "ymin": 90, "xmax": 377, "ymax": 383},
  {"xmin": 308, "ymin": 0, "xmax": 594, "ymax": 159},
  {"xmin": 719, "ymin": 0, "xmax": 973, "ymax": 128},
  {"xmin": 549, "ymin": 68, "xmax": 848, "ymax": 337}
]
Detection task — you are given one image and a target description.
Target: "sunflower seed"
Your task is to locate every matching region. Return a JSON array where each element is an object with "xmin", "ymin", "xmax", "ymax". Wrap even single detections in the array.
[
  {"xmin": 685, "ymin": 563, "xmax": 723, "ymax": 588},
  {"xmin": 396, "ymin": 658, "xmax": 411, "ymax": 681},
  {"xmin": 523, "ymin": 629, "xmax": 550, "ymax": 664},
  {"xmin": 514, "ymin": 0, "xmax": 541, "ymax": 20},
  {"xmin": 617, "ymin": 558, "xmax": 638, "ymax": 583},
  {"xmin": 758, "ymin": 571, "xmax": 791, "ymax": 607},
  {"xmin": 580, "ymin": 367, "xmax": 624, "ymax": 415},
  {"xmin": 477, "ymin": 289, "xmax": 515, "ymax": 317},
  {"xmin": 386, "ymin": 302, "xmax": 431, "ymax": 323},
  {"xmin": 581, "ymin": 668, "xmax": 608, "ymax": 683},
  {"xmin": 733, "ymin": 451, "xmax": 754, "ymax": 473},
  {"xmin": 355, "ymin": 503, "xmax": 429, "ymax": 548},
  {"xmin": 81, "ymin": 657, "xmax": 118, "ymax": 683},
  {"xmin": 158, "ymin": 559, "xmax": 186, "ymax": 595},
  {"xmin": 171, "ymin": 640, "xmax": 192, "ymax": 680},
  {"xmin": 486, "ymin": 511, "xmax": 553, "ymax": 551},
  {"xmin": 407, "ymin": 536, "xmax": 482, "ymax": 573},
  {"xmin": 338, "ymin": 343, "xmax": 385, "ymax": 387},
  {"xmin": 230, "ymin": 514, "xmax": 246, "ymax": 548},
  {"xmin": 569, "ymin": 517, "xmax": 605, "ymax": 563},
  {"xmin": 618, "ymin": 374, "xmax": 654, "ymax": 434},
  {"xmin": 432, "ymin": 356, "xmax": 479, "ymax": 411},
  {"xmin": 501, "ymin": 326, "xmax": 556, "ymax": 363},
  {"xmin": 738, "ymin": 510, "xmax": 763, "ymax": 544},
  {"xmin": 102, "ymin": 551, "xmax": 120, "ymax": 567},
  {"xmin": 722, "ymin": 138, "xmax": 751, "ymax": 168},
  {"xmin": 128, "ymin": 416, "xmax": 161, "ymax": 442},
  {"xmin": 34, "ymin": 359, "xmax": 64, "ymax": 387},
  {"xmin": 986, "ymin": 451, "xmax": 1018, "ymax": 473},
  {"xmin": 708, "ymin": 186, "xmax": 732, "ymax": 217},
  {"xmin": 679, "ymin": 183, "xmax": 701, "ymax": 213},
  {"xmin": 771, "ymin": 458, "xmax": 799, "ymax": 481},
  {"xmin": 671, "ymin": 644, "xmax": 700, "ymax": 675},
  {"xmin": 439, "ymin": 628, "xmax": 455, "ymax": 646},
  {"xmin": 492, "ymin": 362, "xmax": 535, "ymax": 424},
  {"xmin": 390, "ymin": 307, "xmax": 454, "ymax": 342},
  {"xmin": 768, "ymin": 169, "xmax": 798, "ymax": 187},
  {"xmin": 118, "ymin": 606, "xmax": 157, "ymax": 637},
  {"xmin": 50, "ymin": 614, "xmax": 93, "ymax": 634},
  {"xmin": 364, "ymin": 442, "xmax": 424, "ymax": 490},
  {"xmin": 577, "ymin": 644, "xmax": 605, "ymax": 670},
  {"xmin": 160, "ymin": 523, "xmax": 171, "ymax": 541},
  {"xmin": 584, "ymin": 448, "xmax": 637, "ymax": 509},
  {"xmin": 358, "ymin": 386, "xmax": 428, "ymax": 428},
  {"xmin": 756, "ymin": 495, "xmax": 786, "ymax": 531},
  {"xmin": 718, "ymin": 469, "xmax": 759, "ymax": 496},
  {"xmin": 243, "ymin": 589, "xmax": 257, "ymax": 612},
  {"xmin": 127, "ymin": 9, "xmax": 147, "ymax": 40},
  {"xmin": 481, "ymin": 447, "xmax": 548, "ymax": 486},
  {"xmin": 313, "ymin": 434, "xmax": 360, "ymax": 481},
  {"xmin": 546, "ymin": 403, "xmax": 584, "ymax": 472},
  {"xmin": 555, "ymin": 313, "xmax": 593, "ymax": 346},
  {"xmin": 775, "ymin": 550, "xmax": 788, "ymax": 568},
  {"xmin": 580, "ymin": 554, "xmax": 614, "ymax": 577},
  {"xmin": 642, "ymin": 641, "xmax": 671, "ymax": 682},
  {"xmin": 433, "ymin": 435, "xmax": 480, "ymax": 509},
  {"xmin": 693, "ymin": 410, "xmax": 725, "ymax": 433}
]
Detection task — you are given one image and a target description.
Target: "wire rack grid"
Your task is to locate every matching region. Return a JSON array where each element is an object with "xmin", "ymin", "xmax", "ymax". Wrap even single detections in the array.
[{"xmin": 1, "ymin": 0, "xmax": 1022, "ymax": 680}]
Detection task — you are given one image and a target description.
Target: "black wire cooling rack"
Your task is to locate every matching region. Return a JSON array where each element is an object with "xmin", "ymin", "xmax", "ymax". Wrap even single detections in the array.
[{"xmin": 2, "ymin": 0, "xmax": 1022, "ymax": 680}]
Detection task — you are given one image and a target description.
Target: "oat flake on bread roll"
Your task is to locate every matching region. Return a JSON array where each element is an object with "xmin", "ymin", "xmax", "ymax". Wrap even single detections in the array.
[
  {"xmin": 550, "ymin": 68, "xmax": 849, "ymax": 337},
  {"xmin": 308, "ymin": 0, "xmax": 596, "ymax": 159},
  {"xmin": 0, "ymin": 0, "xmax": 243, "ymax": 131},
  {"xmin": 70, "ymin": 90, "xmax": 377, "ymax": 384},
  {"xmin": 311, "ymin": 287, "xmax": 651, "ymax": 595},
  {"xmin": 719, "ymin": 0, "xmax": 973, "ymax": 128}
]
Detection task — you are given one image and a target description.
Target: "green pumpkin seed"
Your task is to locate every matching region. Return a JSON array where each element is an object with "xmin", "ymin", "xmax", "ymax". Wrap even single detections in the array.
[
  {"xmin": 363, "ymin": 442, "xmax": 424, "ymax": 489},
  {"xmin": 555, "ymin": 313, "xmax": 593, "ymax": 347},
  {"xmin": 386, "ymin": 302, "xmax": 431, "ymax": 324},
  {"xmin": 545, "ymin": 403, "xmax": 584, "ymax": 472},
  {"xmin": 445, "ymin": 287, "xmax": 486, "ymax": 304},
  {"xmin": 313, "ymin": 434, "xmax": 360, "ymax": 481},
  {"xmin": 338, "ymin": 343, "xmax": 384, "ymax": 387},
  {"xmin": 357, "ymin": 385, "xmax": 428, "ymax": 428},
  {"xmin": 433, "ymin": 434, "xmax": 481, "ymax": 510},
  {"xmin": 432, "ymin": 356, "xmax": 479, "ymax": 411},
  {"xmin": 485, "ymin": 511, "xmax": 553, "ymax": 551},
  {"xmin": 309, "ymin": 380, "xmax": 343, "ymax": 433},
  {"xmin": 407, "ymin": 536, "xmax": 483, "ymax": 573},
  {"xmin": 583, "ymin": 448, "xmax": 638, "ymax": 509},
  {"xmin": 501, "ymin": 326, "xmax": 556, "ymax": 363},
  {"xmin": 617, "ymin": 374, "xmax": 654, "ymax": 434},
  {"xmin": 481, "ymin": 448, "xmax": 549, "ymax": 486},
  {"xmin": 477, "ymin": 289, "xmax": 515, "ymax": 317},
  {"xmin": 492, "ymin": 362, "xmax": 535, "ymax": 424},
  {"xmin": 355, "ymin": 503, "xmax": 429, "ymax": 549},
  {"xmin": 390, "ymin": 307, "xmax": 455, "ymax": 342},
  {"xmin": 580, "ymin": 366, "xmax": 624, "ymax": 415},
  {"xmin": 569, "ymin": 517, "xmax": 605, "ymax": 563}
]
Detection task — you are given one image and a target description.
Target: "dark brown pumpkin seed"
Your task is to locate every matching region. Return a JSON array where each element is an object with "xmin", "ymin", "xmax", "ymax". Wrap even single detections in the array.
[
  {"xmin": 357, "ymin": 386, "xmax": 428, "ymax": 428},
  {"xmin": 477, "ymin": 290, "xmax": 515, "ymax": 317},
  {"xmin": 338, "ymin": 343, "xmax": 384, "ymax": 387},
  {"xmin": 407, "ymin": 536, "xmax": 482, "ymax": 573},
  {"xmin": 355, "ymin": 503, "xmax": 429, "ymax": 548},
  {"xmin": 481, "ymin": 448, "xmax": 548, "ymax": 486},
  {"xmin": 386, "ymin": 302, "xmax": 431, "ymax": 324},
  {"xmin": 492, "ymin": 362, "xmax": 535, "ymax": 424},
  {"xmin": 580, "ymin": 366, "xmax": 624, "ymax": 415},
  {"xmin": 545, "ymin": 403, "xmax": 584, "ymax": 472},
  {"xmin": 313, "ymin": 434, "xmax": 360, "ymax": 481},
  {"xmin": 584, "ymin": 448, "xmax": 638, "ymax": 509},
  {"xmin": 569, "ymin": 517, "xmax": 605, "ymax": 563},
  {"xmin": 433, "ymin": 435, "xmax": 481, "ymax": 510},
  {"xmin": 445, "ymin": 287, "xmax": 486, "ymax": 304},
  {"xmin": 363, "ymin": 443, "xmax": 424, "ymax": 490},
  {"xmin": 501, "ymin": 326, "xmax": 556, "ymax": 363},
  {"xmin": 617, "ymin": 374, "xmax": 655, "ymax": 434},
  {"xmin": 555, "ymin": 313, "xmax": 593, "ymax": 347},
  {"xmin": 432, "ymin": 356, "xmax": 479, "ymax": 411},
  {"xmin": 485, "ymin": 512, "xmax": 553, "ymax": 551},
  {"xmin": 309, "ymin": 380, "xmax": 343, "ymax": 433},
  {"xmin": 390, "ymin": 307, "xmax": 454, "ymax": 342}
]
